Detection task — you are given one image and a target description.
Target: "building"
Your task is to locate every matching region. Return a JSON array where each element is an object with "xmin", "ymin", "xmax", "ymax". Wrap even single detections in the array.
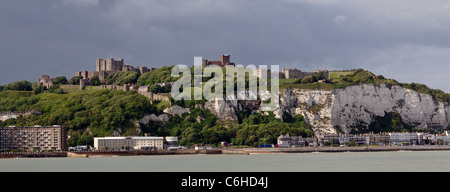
[
  {"xmin": 37, "ymin": 75, "xmax": 54, "ymax": 88},
  {"xmin": 94, "ymin": 136, "xmax": 164, "ymax": 150},
  {"xmin": 202, "ymin": 54, "xmax": 236, "ymax": 68},
  {"xmin": 0, "ymin": 125, "xmax": 67, "ymax": 151},
  {"xmin": 277, "ymin": 134, "xmax": 306, "ymax": 148},
  {"xmin": 279, "ymin": 67, "xmax": 329, "ymax": 80},
  {"xmin": 165, "ymin": 136, "xmax": 179, "ymax": 149},
  {"xmin": 323, "ymin": 134, "xmax": 370, "ymax": 146},
  {"xmin": 96, "ymin": 58, "xmax": 124, "ymax": 71},
  {"xmin": 368, "ymin": 134, "xmax": 390, "ymax": 146},
  {"xmin": 322, "ymin": 134, "xmax": 341, "ymax": 145},
  {"xmin": 389, "ymin": 133, "xmax": 422, "ymax": 145},
  {"xmin": 76, "ymin": 58, "xmax": 154, "ymax": 83}
]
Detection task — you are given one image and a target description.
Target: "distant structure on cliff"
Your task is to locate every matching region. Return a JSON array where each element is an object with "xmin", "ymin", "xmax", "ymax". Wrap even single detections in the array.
[
  {"xmin": 37, "ymin": 75, "xmax": 55, "ymax": 88},
  {"xmin": 280, "ymin": 67, "xmax": 329, "ymax": 79},
  {"xmin": 75, "ymin": 58, "xmax": 155, "ymax": 83},
  {"xmin": 253, "ymin": 67, "xmax": 329, "ymax": 79},
  {"xmin": 202, "ymin": 54, "xmax": 236, "ymax": 68}
]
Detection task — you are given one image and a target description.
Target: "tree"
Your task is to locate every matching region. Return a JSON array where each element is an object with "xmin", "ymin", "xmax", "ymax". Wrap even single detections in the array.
[
  {"xmin": 91, "ymin": 76, "xmax": 101, "ymax": 86},
  {"xmin": 53, "ymin": 76, "xmax": 68, "ymax": 85},
  {"xmin": 33, "ymin": 85, "xmax": 47, "ymax": 95},
  {"xmin": 48, "ymin": 85, "xmax": 65, "ymax": 94},
  {"xmin": 69, "ymin": 76, "xmax": 83, "ymax": 85},
  {"xmin": 105, "ymin": 71, "xmax": 140, "ymax": 85},
  {"xmin": 3, "ymin": 81, "xmax": 33, "ymax": 91}
]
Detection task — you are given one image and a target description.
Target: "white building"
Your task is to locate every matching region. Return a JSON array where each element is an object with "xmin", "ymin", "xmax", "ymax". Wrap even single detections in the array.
[
  {"xmin": 94, "ymin": 137, "xmax": 164, "ymax": 150},
  {"xmin": 277, "ymin": 135, "xmax": 306, "ymax": 148},
  {"xmin": 389, "ymin": 133, "xmax": 422, "ymax": 145},
  {"xmin": 165, "ymin": 136, "xmax": 178, "ymax": 149}
]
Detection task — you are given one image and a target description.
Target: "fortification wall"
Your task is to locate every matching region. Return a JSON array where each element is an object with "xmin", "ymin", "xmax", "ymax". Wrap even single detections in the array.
[{"xmin": 65, "ymin": 83, "xmax": 169, "ymax": 102}]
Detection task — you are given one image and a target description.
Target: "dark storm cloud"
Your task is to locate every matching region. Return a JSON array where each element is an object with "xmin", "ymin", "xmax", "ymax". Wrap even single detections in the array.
[{"xmin": 1, "ymin": 0, "xmax": 449, "ymax": 92}]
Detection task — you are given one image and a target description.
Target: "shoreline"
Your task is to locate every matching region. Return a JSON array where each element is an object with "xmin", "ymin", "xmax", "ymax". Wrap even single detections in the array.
[
  {"xmin": 225, "ymin": 145, "xmax": 450, "ymax": 154},
  {"xmin": 2, "ymin": 146, "xmax": 450, "ymax": 159}
]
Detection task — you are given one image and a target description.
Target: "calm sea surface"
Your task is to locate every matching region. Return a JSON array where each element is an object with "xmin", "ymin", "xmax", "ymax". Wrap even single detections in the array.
[{"xmin": 2, "ymin": 151, "xmax": 450, "ymax": 172}]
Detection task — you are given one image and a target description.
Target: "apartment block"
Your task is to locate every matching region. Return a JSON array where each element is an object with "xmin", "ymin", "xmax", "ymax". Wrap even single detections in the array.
[{"xmin": 0, "ymin": 125, "xmax": 67, "ymax": 151}]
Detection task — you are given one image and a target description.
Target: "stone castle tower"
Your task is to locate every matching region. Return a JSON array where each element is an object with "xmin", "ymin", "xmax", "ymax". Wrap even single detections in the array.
[{"xmin": 96, "ymin": 58, "xmax": 124, "ymax": 72}]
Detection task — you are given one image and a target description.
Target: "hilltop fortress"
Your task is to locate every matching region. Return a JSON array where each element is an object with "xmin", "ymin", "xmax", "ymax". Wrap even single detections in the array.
[
  {"xmin": 75, "ymin": 58, "xmax": 155, "ymax": 82},
  {"xmin": 254, "ymin": 65, "xmax": 329, "ymax": 79},
  {"xmin": 202, "ymin": 54, "xmax": 329, "ymax": 80},
  {"xmin": 37, "ymin": 54, "xmax": 329, "ymax": 89}
]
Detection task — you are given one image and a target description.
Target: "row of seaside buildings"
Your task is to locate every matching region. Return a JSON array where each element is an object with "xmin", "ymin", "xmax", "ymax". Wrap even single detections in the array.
[
  {"xmin": 2, "ymin": 125, "xmax": 450, "ymax": 151},
  {"xmin": 0, "ymin": 125, "xmax": 178, "ymax": 152},
  {"xmin": 277, "ymin": 132, "xmax": 450, "ymax": 148}
]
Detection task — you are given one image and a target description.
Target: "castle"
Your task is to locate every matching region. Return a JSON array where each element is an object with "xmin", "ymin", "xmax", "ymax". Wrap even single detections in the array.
[
  {"xmin": 202, "ymin": 54, "xmax": 236, "ymax": 68},
  {"xmin": 280, "ymin": 67, "xmax": 329, "ymax": 79},
  {"xmin": 254, "ymin": 67, "xmax": 329, "ymax": 79},
  {"xmin": 200, "ymin": 54, "xmax": 329, "ymax": 80},
  {"xmin": 37, "ymin": 75, "xmax": 54, "ymax": 88},
  {"xmin": 75, "ymin": 58, "xmax": 155, "ymax": 82}
]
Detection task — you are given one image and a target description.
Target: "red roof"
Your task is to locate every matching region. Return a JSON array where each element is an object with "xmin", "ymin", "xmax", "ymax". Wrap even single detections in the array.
[{"xmin": 209, "ymin": 61, "xmax": 223, "ymax": 66}]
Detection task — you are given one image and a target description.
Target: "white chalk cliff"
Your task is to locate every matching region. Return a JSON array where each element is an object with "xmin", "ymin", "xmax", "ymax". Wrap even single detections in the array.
[
  {"xmin": 205, "ymin": 84, "xmax": 450, "ymax": 136},
  {"xmin": 276, "ymin": 84, "xmax": 450, "ymax": 136}
]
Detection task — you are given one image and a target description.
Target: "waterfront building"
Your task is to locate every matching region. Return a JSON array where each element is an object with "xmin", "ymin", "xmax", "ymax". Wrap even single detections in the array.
[
  {"xmin": 277, "ymin": 135, "xmax": 306, "ymax": 148},
  {"xmin": 0, "ymin": 125, "xmax": 67, "ymax": 151},
  {"xmin": 305, "ymin": 138, "xmax": 319, "ymax": 147},
  {"xmin": 94, "ymin": 136, "xmax": 164, "ymax": 150},
  {"xmin": 389, "ymin": 133, "xmax": 422, "ymax": 145},
  {"xmin": 368, "ymin": 134, "xmax": 390, "ymax": 146},
  {"xmin": 323, "ymin": 134, "xmax": 369, "ymax": 146},
  {"xmin": 165, "ymin": 136, "xmax": 179, "ymax": 149},
  {"xmin": 322, "ymin": 134, "xmax": 340, "ymax": 145}
]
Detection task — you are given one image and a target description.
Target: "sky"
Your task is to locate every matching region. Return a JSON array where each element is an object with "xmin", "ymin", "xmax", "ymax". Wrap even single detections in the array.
[{"xmin": 1, "ymin": 0, "xmax": 449, "ymax": 92}]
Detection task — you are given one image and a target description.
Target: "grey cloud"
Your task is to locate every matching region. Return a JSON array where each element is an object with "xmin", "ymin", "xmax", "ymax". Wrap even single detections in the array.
[{"xmin": 0, "ymin": 0, "xmax": 449, "ymax": 92}]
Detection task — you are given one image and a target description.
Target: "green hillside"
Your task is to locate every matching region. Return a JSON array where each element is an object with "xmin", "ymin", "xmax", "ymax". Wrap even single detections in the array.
[{"xmin": 1, "ymin": 66, "xmax": 449, "ymax": 147}]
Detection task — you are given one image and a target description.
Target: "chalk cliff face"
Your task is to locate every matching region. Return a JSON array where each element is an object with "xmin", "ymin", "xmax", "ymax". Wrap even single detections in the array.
[
  {"xmin": 275, "ymin": 88, "xmax": 335, "ymax": 136},
  {"xmin": 205, "ymin": 98, "xmax": 239, "ymax": 122},
  {"xmin": 203, "ymin": 84, "xmax": 450, "ymax": 136},
  {"xmin": 277, "ymin": 84, "xmax": 450, "ymax": 136}
]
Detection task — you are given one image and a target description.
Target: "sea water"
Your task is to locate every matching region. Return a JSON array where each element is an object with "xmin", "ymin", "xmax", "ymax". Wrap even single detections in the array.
[{"xmin": 1, "ymin": 151, "xmax": 450, "ymax": 172}]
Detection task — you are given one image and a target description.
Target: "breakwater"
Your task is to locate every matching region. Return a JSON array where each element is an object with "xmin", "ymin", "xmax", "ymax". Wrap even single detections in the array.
[
  {"xmin": 2, "ymin": 146, "xmax": 450, "ymax": 159},
  {"xmin": 70, "ymin": 149, "xmax": 221, "ymax": 157},
  {"xmin": 1, "ymin": 150, "xmax": 221, "ymax": 159},
  {"xmin": 0, "ymin": 152, "xmax": 67, "ymax": 159}
]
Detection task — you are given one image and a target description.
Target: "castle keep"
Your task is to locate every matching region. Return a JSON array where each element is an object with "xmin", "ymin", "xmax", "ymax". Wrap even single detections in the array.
[{"xmin": 76, "ymin": 58, "xmax": 154, "ymax": 83}]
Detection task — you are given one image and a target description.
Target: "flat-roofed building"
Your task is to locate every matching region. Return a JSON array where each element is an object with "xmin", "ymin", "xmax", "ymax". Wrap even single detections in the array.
[
  {"xmin": 165, "ymin": 136, "xmax": 178, "ymax": 149},
  {"xmin": 94, "ymin": 136, "xmax": 164, "ymax": 150},
  {"xmin": 389, "ymin": 133, "xmax": 422, "ymax": 145},
  {"xmin": 0, "ymin": 125, "xmax": 66, "ymax": 151},
  {"xmin": 277, "ymin": 135, "xmax": 306, "ymax": 148}
]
